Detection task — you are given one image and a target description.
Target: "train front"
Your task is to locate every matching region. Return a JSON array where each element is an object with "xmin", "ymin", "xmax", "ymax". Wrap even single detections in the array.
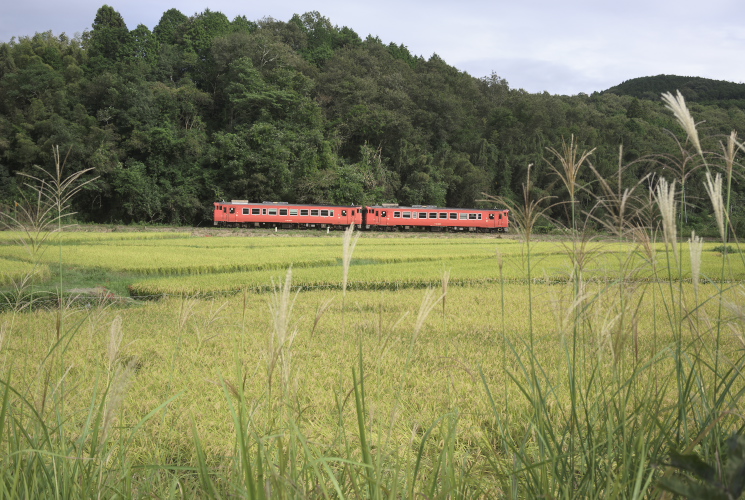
[{"xmin": 213, "ymin": 202, "xmax": 227, "ymax": 226}]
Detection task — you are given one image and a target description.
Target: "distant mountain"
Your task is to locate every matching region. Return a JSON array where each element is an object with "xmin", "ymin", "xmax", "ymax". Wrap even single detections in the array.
[{"xmin": 602, "ymin": 75, "xmax": 745, "ymax": 107}]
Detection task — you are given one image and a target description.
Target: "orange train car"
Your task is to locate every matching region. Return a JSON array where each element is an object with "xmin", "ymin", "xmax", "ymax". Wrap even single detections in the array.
[
  {"xmin": 213, "ymin": 201, "xmax": 362, "ymax": 229},
  {"xmin": 361, "ymin": 205, "xmax": 509, "ymax": 233},
  {"xmin": 214, "ymin": 201, "xmax": 509, "ymax": 233}
]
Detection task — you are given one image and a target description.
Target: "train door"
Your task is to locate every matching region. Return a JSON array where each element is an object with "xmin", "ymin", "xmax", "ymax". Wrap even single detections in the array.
[{"xmin": 361, "ymin": 207, "xmax": 368, "ymax": 229}]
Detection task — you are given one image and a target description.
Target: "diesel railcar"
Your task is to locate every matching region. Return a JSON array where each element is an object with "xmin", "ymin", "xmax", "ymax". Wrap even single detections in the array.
[
  {"xmin": 214, "ymin": 201, "xmax": 509, "ymax": 233},
  {"xmin": 213, "ymin": 201, "xmax": 362, "ymax": 229}
]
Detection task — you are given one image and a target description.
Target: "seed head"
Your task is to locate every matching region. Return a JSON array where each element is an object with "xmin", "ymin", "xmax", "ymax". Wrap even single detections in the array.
[
  {"xmin": 655, "ymin": 178, "xmax": 677, "ymax": 254},
  {"xmin": 662, "ymin": 91, "xmax": 703, "ymax": 157},
  {"xmin": 704, "ymin": 171, "xmax": 726, "ymax": 241}
]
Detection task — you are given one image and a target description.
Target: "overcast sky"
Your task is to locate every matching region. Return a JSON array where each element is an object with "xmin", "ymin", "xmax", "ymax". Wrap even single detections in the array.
[{"xmin": 2, "ymin": 0, "xmax": 744, "ymax": 95}]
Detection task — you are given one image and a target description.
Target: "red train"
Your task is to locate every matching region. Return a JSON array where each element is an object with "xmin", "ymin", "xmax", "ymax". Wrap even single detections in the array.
[{"xmin": 213, "ymin": 201, "xmax": 509, "ymax": 233}]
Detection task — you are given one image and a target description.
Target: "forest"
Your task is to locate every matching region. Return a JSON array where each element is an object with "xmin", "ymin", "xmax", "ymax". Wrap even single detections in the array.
[{"xmin": 1, "ymin": 5, "xmax": 745, "ymax": 232}]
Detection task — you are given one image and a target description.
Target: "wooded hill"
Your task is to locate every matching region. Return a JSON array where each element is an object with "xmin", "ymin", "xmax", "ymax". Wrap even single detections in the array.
[
  {"xmin": 604, "ymin": 75, "xmax": 745, "ymax": 108},
  {"xmin": 1, "ymin": 6, "xmax": 744, "ymax": 232}
]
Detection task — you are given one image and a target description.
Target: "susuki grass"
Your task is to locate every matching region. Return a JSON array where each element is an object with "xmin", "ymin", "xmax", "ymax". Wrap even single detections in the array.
[{"xmin": 2, "ymin": 94, "xmax": 745, "ymax": 498}]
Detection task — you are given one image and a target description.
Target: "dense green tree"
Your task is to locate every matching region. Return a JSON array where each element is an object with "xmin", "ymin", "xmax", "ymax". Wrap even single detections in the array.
[
  {"xmin": 153, "ymin": 9, "xmax": 188, "ymax": 45},
  {"xmin": 84, "ymin": 5, "xmax": 131, "ymax": 71},
  {"xmin": 1, "ymin": 6, "xmax": 745, "ymax": 226}
]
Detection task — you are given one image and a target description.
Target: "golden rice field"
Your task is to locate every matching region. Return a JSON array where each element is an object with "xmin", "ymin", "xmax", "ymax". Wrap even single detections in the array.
[
  {"xmin": 0, "ymin": 257, "xmax": 50, "ymax": 285},
  {"xmin": 1, "ymin": 228, "xmax": 744, "ymax": 497},
  {"xmin": 1, "ymin": 230, "xmax": 741, "ymax": 294},
  {"xmin": 129, "ymin": 245, "xmax": 744, "ymax": 296}
]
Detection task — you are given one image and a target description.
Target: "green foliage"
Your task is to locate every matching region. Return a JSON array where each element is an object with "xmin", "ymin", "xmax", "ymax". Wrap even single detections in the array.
[
  {"xmin": 2, "ymin": 8, "xmax": 745, "ymax": 227},
  {"xmin": 658, "ymin": 435, "xmax": 745, "ymax": 500},
  {"xmin": 604, "ymin": 74, "xmax": 745, "ymax": 107},
  {"xmin": 153, "ymin": 8, "xmax": 188, "ymax": 45},
  {"xmin": 84, "ymin": 5, "xmax": 132, "ymax": 71}
]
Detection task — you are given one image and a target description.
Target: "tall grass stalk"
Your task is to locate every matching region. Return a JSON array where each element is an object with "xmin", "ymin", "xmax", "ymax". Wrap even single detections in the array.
[
  {"xmin": 705, "ymin": 157, "xmax": 738, "ymax": 427},
  {"xmin": 267, "ymin": 267, "xmax": 299, "ymax": 406},
  {"xmin": 488, "ymin": 164, "xmax": 553, "ymax": 358},
  {"xmin": 342, "ymin": 223, "xmax": 360, "ymax": 335},
  {"xmin": 440, "ymin": 268, "xmax": 450, "ymax": 327},
  {"xmin": 547, "ymin": 136, "xmax": 594, "ymax": 481},
  {"xmin": 19, "ymin": 146, "xmax": 96, "ymax": 297},
  {"xmin": 477, "ymin": 91, "xmax": 745, "ymax": 497},
  {"xmin": 0, "ymin": 315, "xmax": 176, "ymax": 498}
]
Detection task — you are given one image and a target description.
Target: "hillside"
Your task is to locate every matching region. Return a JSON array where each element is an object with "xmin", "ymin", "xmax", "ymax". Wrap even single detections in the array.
[
  {"xmin": 1, "ymin": 6, "xmax": 745, "ymax": 232},
  {"xmin": 603, "ymin": 74, "xmax": 745, "ymax": 106}
]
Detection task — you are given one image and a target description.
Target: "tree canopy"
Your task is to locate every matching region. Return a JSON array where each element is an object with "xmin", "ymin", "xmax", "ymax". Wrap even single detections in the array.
[{"xmin": 1, "ymin": 6, "xmax": 745, "ymax": 230}]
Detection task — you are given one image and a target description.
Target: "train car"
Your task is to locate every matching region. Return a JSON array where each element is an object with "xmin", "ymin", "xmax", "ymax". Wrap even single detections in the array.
[
  {"xmin": 362, "ymin": 205, "xmax": 509, "ymax": 232},
  {"xmin": 213, "ymin": 201, "xmax": 509, "ymax": 232},
  {"xmin": 213, "ymin": 201, "xmax": 362, "ymax": 229}
]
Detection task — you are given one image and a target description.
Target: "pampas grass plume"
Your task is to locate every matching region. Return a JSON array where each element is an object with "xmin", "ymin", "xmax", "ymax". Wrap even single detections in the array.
[
  {"xmin": 704, "ymin": 171, "xmax": 726, "ymax": 241},
  {"xmin": 656, "ymin": 177, "xmax": 678, "ymax": 254},
  {"xmin": 662, "ymin": 91, "xmax": 703, "ymax": 157}
]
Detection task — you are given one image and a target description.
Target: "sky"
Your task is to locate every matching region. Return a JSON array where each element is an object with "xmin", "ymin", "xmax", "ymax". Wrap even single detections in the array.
[{"xmin": 2, "ymin": 0, "xmax": 744, "ymax": 96}]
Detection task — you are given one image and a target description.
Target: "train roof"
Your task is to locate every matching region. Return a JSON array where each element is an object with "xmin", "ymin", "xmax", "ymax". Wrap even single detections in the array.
[
  {"xmin": 366, "ymin": 205, "xmax": 508, "ymax": 211},
  {"xmin": 214, "ymin": 200, "xmax": 360, "ymax": 209}
]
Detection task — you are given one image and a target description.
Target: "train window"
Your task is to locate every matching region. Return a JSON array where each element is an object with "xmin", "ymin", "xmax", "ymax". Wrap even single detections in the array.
[
  {"xmin": 403, "ymin": 212, "xmax": 411, "ymax": 218},
  {"xmin": 330, "ymin": 210, "xmax": 334, "ymax": 216},
  {"xmin": 469, "ymin": 214, "xmax": 477, "ymax": 220},
  {"xmin": 342, "ymin": 210, "xmax": 347, "ymax": 216},
  {"xmin": 381, "ymin": 211, "xmax": 387, "ymax": 217},
  {"xmin": 243, "ymin": 208, "xmax": 249, "ymax": 215},
  {"xmin": 440, "ymin": 213, "xmax": 447, "ymax": 219},
  {"xmin": 223, "ymin": 207, "xmax": 227, "ymax": 213},
  {"xmin": 352, "ymin": 210, "xmax": 356, "ymax": 215},
  {"xmin": 450, "ymin": 213, "xmax": 457, "ymax": 219},
  {"xmin": 230, "ymin": 208, "xmax": 235, "ymax": 214},
  {"xmin": 489, "ymin": 213, "xmax": 494, "ymax": 219},
  {"xmin": 290, "ymin": 209, "xmax": 298, "ymax": 216},
  {"xmin": 280, "ymin": 209, "xmax": 288, "ymax": 216},
  {"xmin": 252, "ymin": 208, "xmax": 260, "ymax": 215},
  {"xmin": 321, "ymin": 210, "xmax": 329, "ymax": 217},
  {"xmin": 429, "ymin": 212, "xmax": 437, "ymax": 219},
  {"xmin": 460, "ymin": 213, "xmax": 468, "ymax": 220},
  {"xmin": 394, "ymin": 212, "xmax": 401, "ymax": 218},
  {"xmin": 311, "ymin": 209, "xmax": 319, "ymax": 216},
  {"xmin": 412, "ymin": 212, "xmax": 418, "ymax": 219},
  {"xmin": 478, "ymin": 214, "xmax": 482, "ymax": 220},
  {"xmin": 301, "ymin": 209, "xmax": 309, "ymax": 216},
  {"xmin": 499, "ymin": 213, "xmax": 503, "ymax": 219},
  {"xmin": 268, "ymin": 209, "xmax": 277, "ymax": 215}
]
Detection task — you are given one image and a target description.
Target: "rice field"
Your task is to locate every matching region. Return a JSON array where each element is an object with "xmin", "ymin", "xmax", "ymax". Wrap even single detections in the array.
[
  {"xmin": 0, "ymin": 257, "xmax": 50, "ymax": 285},
  {"xmin": 0, "ymin": 229, "xmax": 191, "ymax": 244},
  {"xmin": 2, "ymin": 229, "xmax": 740, "ymax": 294},
  {"xmin": 1, "ymin": 225, "xmax": 744, "ymax": 497},
  {"xmin": 0, "ymin": 232, "xmax": 511, "ymax": 275},
  {"xmin": 127, "ymin": 239, "xmax": 744, "ymax": 296}
]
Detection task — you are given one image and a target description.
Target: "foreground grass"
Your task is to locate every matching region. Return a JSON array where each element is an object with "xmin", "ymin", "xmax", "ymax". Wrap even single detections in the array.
[{"xmin": 2, "ymin": 272, "xmax": 744, "ymax": 496}]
